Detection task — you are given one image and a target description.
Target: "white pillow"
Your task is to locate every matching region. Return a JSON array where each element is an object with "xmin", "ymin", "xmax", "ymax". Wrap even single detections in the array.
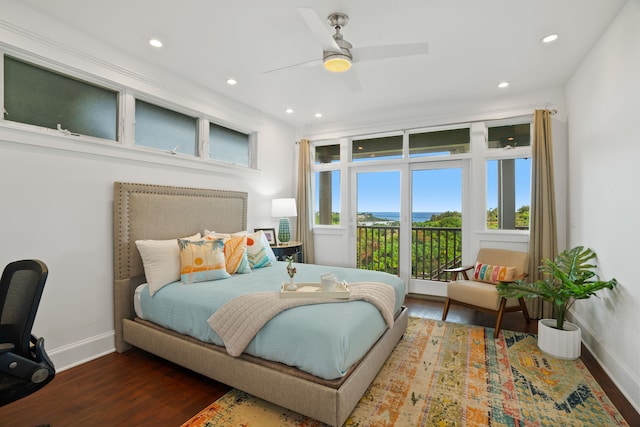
[
  {"xmin": 135, "ymin": 233, "xmax": 201, "ymax": 296},
  {"xmin": 246, "ymin": 230, "xmax": 278, "ymax": 268},
  {"xmin": 204, "ymin": 229, "xmax": 230, "ymax": 239}
]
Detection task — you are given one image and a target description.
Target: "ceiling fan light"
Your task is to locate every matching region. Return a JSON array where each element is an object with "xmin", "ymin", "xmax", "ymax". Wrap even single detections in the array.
[{"xmin": 323, "ymin": 54, "xmax": 352, "ymax": 72}]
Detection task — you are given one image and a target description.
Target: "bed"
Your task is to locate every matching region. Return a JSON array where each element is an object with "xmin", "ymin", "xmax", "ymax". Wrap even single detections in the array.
[{"xmin": 113, "ymin": 182, "xmax": 408, "ymax": 427}]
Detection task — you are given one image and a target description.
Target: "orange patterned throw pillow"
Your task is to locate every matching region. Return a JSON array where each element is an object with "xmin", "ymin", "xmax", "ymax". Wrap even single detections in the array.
[
  {"xmin": 178, "ymin": 238, "xmax": 231, "ymax": 284},
  {"xmin": 206, "ymin": 234, "xmax": 251, "ymax": 274},
  {"xmin": 473, "ymin": 262, "xmax": 516, "ymax": 284}
]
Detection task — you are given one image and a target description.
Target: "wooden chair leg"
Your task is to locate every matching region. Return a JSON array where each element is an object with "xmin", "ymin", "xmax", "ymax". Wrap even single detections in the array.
[
  {"xmin": 494, "ymin": 298, "xmax": 508, "ymax": 338},
  {"xmin": 442, "ymin": 298, "xmax": 451, "ymax": 321},
  {"xmin": 519, "ymin": 297, "xmax": 531, "ymax": 323}
]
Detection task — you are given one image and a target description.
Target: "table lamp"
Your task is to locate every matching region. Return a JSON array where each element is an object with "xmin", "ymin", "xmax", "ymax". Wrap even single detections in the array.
[{"xmin": 271, "ymin": 198, "xmax": 297, "ymax": 244}]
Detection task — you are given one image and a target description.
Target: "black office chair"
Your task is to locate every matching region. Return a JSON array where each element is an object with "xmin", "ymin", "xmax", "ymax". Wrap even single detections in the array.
[{"xmin": 0, "ymin": 259, "xmax": 55, "ymax": 406}]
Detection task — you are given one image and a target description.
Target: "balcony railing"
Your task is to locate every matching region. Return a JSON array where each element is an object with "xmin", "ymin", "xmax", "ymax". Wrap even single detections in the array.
[{"xmin": 356, "ymin": 225, "xmax": 462, "ymax": 281}]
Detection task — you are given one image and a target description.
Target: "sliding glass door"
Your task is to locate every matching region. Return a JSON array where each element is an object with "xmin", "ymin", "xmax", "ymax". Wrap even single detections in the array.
[{"xmin": 350, "ymin": 161, "xmax": 465, "ymax": 296}]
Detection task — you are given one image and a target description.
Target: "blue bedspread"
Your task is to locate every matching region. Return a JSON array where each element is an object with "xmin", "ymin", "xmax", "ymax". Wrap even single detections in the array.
[{"xmin": 139, "ymin": 262, "xmax": 406, "ymax": 380}]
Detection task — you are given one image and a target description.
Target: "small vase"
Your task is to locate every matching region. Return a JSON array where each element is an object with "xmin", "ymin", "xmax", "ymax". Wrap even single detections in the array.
[{"xmin": 286, "ymin": 277, "xmax": 297, "ymax": 291}]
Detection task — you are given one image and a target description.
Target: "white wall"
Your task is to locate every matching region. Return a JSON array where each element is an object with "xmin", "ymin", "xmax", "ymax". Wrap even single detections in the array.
[
  {"xmin": 0, "ymin": 4, "xmax": 296, "ymax": 370},
  {"xmin": 565, "ymin": 0, "xmax": 640, "ymax": 412}
]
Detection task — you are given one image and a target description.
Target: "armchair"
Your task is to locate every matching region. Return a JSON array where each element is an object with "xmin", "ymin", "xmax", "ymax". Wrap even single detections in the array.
[
  {"xmin": 0, "ymin": 259, "xmax": 55, "ymax": 406},
  {"xmin": 441, "ymin": 248, "xmax": 530, "ymax": 337}
]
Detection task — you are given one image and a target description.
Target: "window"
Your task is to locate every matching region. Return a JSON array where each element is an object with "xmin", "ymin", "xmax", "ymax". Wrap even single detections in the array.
[
  {"xmin": 135, "ymin": 99, "xmax": 198, "ymax": 155},
  {"xmin": 315, "ymin": 144, "xmax": 340, "ymax": 164},
  {"xmin": 409, "ymin": 127, "xmax": 470, "ymax": 157},
  {"xmin": 352, "ymin": 135, "xmax": 402, "ymax": 161},
  {"xmin": 2, "ymin": 54, "xmax": 258, "ymax": 172},
  {"xmin": 3, "ymin": 55, "xmax": 118, "ymax": 140},
  {"xmin": 209, "ymin": 123, "xmax": 250, "ymax": 166},
  {"xmin": 313, "ymin": 142, "xmax": 341, "ymax": 226},
  {"xmin": 315, "ymin": 170, "xmax": 341, "ymax": 225},
  {"xmin": 485, "ymin": 120, "xmax": 532, "ymax": 230},
  {"xmin": 487, "ymin": 123, "xmax": 531, "ymax": 149},
  {"xmin": 486, "ymin": 158, "xmax": 531, "ymax": 230}
]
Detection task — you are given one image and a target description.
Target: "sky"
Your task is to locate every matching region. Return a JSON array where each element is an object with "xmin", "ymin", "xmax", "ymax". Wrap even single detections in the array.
[
  {"xmin": 356, "ymin": 169, "xmax": 461, "ymax": 212},
  {"xmin": 317, "ymin": 158, "xmax": 531, "ymax": 213}
]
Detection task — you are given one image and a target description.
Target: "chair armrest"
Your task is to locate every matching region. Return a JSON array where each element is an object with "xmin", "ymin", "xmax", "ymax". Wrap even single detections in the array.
[
  {"xmin": 443, "ymin": 265, "xmax": 474, "ymax": 281},
  {"xmin": 443, "ymin": 265, "xmax": 474, "ymax": 273},
  {"xmin": 498, "ymin": 272, "xmax": 528, "ymax": 284},
  {"xmin": 0, "ymin": 343, "xmax": 15, "ymax": 354},
  {"xmin": 32, "ymin": 336, "xmax": 55, "ymax": 370},
  {"xmin": 0, "ymin": 337, "xmax": 55, "ymax": 384}
]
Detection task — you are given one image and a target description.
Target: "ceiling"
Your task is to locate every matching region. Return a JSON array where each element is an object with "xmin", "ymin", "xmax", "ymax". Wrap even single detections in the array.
[{"xmin": 16, "ymin": 0, "xmax": 627, "ymax": 130}]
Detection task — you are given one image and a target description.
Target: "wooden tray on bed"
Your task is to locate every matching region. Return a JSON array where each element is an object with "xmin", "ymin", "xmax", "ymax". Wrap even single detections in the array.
[{"xmin": 280, "ymin": 281, "xmax": 350, "ymax": 299}]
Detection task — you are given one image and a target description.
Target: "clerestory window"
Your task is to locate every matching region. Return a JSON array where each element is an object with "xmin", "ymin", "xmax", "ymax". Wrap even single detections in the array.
[
  {"xmin": 3, "ymin": 55, "xmax": 118, "ymax": 140},
  {"xmin": 409, "ymin": 127, "xmax": 470, "ymax": 157},
  {"xmin": 2, "ymin": 53, "xmax": 258, "ymax": 171},
  {"xmin": 134, "ymin": 100, "xmax": 198, "ymax": 156},
  {"xmin": 209, "ymin": 123, "xmax": 250, "ymax": 166}
]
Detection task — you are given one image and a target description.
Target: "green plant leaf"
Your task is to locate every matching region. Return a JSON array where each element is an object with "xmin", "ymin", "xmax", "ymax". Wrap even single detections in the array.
[{"xmin": 497, "ymin": 246, "xmax": 617, "ymax": 329}]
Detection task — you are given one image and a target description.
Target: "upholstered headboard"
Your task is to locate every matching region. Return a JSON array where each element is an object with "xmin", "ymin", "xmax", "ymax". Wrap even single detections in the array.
[{"xmin": 112, "ymin": 182, "xmax": 248, "ymax": 351}]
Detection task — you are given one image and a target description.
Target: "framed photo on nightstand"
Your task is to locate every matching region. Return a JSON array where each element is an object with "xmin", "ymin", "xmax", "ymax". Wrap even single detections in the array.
[{"xmin": 254, "ymin": 228, "xmax": 276, "ymax": 245}]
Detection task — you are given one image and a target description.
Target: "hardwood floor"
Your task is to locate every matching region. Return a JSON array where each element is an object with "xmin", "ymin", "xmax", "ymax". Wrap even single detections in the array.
[{"xmin": 1, "ymin": 296, "xmax": 637, "ymax": 427}]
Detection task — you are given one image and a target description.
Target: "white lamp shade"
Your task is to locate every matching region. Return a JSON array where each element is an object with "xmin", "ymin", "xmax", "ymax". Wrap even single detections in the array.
[{"xmin": 271, "ymin": 198, "xmax": 297, "ymax": 217}]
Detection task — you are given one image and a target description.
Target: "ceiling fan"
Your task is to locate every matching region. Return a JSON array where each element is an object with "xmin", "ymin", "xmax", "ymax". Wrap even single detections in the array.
[{"xmin": 262, "ymin": 8, "xmax": 429, "ymax": 83}]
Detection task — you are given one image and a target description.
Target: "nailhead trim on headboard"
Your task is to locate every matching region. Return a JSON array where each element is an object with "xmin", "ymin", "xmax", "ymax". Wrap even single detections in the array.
[{"xmin": 113, "ymin": 182, "xmax": 248, "ymax": 281}]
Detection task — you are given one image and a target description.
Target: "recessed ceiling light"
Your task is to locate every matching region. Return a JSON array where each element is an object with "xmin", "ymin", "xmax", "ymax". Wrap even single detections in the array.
[
  {"xmin": 498, "ymin": 81, "xmax": 510, "ymax": 89},
  {"xmin": 226, "ymin": 78, "xmax": 237, "ymax": 85},
  {"xmin": 315, "ymin": 113, "xmax": 322, "ymax": 118},
  {"xmin": 542, "ymin": 34, "xmax": 559, "ymax": 44},
  {"xmin": 285, "ymin": 108, "xmax": 294, "ymax": 114},
  {"xmin": 149, "ymin": 39, "xmax": 163, "ymax": 48}
]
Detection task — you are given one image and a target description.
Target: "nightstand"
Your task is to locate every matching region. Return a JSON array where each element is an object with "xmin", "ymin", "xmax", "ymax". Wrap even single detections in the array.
[{"xmin": 271, "ymin": 241, "xmax": 303, "ymax": 263}]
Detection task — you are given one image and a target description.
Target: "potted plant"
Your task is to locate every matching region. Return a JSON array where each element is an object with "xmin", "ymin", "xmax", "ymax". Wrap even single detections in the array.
[
  {"xmin": 497, "ymin": 246, "xmax": 617, "ymax": 359},
  {"xmin": 285, "ymin": 256, "xmax": 297, "ymax": 291}
]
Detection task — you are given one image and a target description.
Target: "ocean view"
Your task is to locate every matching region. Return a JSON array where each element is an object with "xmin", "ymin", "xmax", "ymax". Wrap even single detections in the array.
[{"xmin": 364, "ymin": 212, "xmax": 441, "ymax": 223}]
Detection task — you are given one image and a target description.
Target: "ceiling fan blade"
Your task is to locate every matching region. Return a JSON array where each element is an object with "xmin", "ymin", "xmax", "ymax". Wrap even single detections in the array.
[
  {"xmin": 342, "ymin": 69, "xmax": 363, "ymax": 93},
  {"xmin": 298, "ymin": 8, "xmax": 341, "ymax": 52},
  {"xmin": 260, "ymin": 58, "xmax": 322, "ymax": 75},
  {"xmin": 351, "ymin": 42, "xmax": 429, "ymax": 63}
]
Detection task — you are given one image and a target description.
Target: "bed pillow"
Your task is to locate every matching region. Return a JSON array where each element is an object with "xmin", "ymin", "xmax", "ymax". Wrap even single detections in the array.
[
  {"xmin": 135, "ymin": 233, "xmax": 201, "ymax": 296},
  {"xmin": 245, "ymin": 230, "xmax": 277, "ymax": 268},
  {"xmin": 178, "ymin": 238, "xmax": 231, "ymax": 284},
  {"xmin": 205, "ymin": 230, "xmax": 276, "ymax": 269},
  {"xmin": 205, "ymin": 234, "xmax": 251, "ymax": 274},
  {"xmin": 473, "ymin": 262, "xmax": 516, "ymax": 284}
]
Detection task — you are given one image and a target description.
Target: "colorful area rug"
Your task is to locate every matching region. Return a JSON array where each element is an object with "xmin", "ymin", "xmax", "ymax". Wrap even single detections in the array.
[{"xmin": 181, "ymin": 317, "xmax": 629, "ymax": 426}]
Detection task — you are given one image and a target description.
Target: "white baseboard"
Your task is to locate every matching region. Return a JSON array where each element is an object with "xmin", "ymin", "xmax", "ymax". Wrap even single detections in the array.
[
  {"xmin": 47, "ymin": 331, "xmax": 115, "ymax": 373},
  {"xmin": 408, "ymin": 280, "xmax": 447, "ymax": 297},
  {"xmin": 570, "ymin": 310, "xmax": 640, "ymax": 414}
]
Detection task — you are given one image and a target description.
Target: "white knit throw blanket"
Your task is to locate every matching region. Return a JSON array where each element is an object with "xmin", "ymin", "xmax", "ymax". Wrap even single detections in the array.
[{"xmin": 208, "ymin": 282, "xmax": 396, "ymax": 357}]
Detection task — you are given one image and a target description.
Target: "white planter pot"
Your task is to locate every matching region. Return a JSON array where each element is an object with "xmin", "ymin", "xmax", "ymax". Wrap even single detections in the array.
[{"xmin": 537, "ymin": 319, "xmax": 581, "ymax": 360}]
